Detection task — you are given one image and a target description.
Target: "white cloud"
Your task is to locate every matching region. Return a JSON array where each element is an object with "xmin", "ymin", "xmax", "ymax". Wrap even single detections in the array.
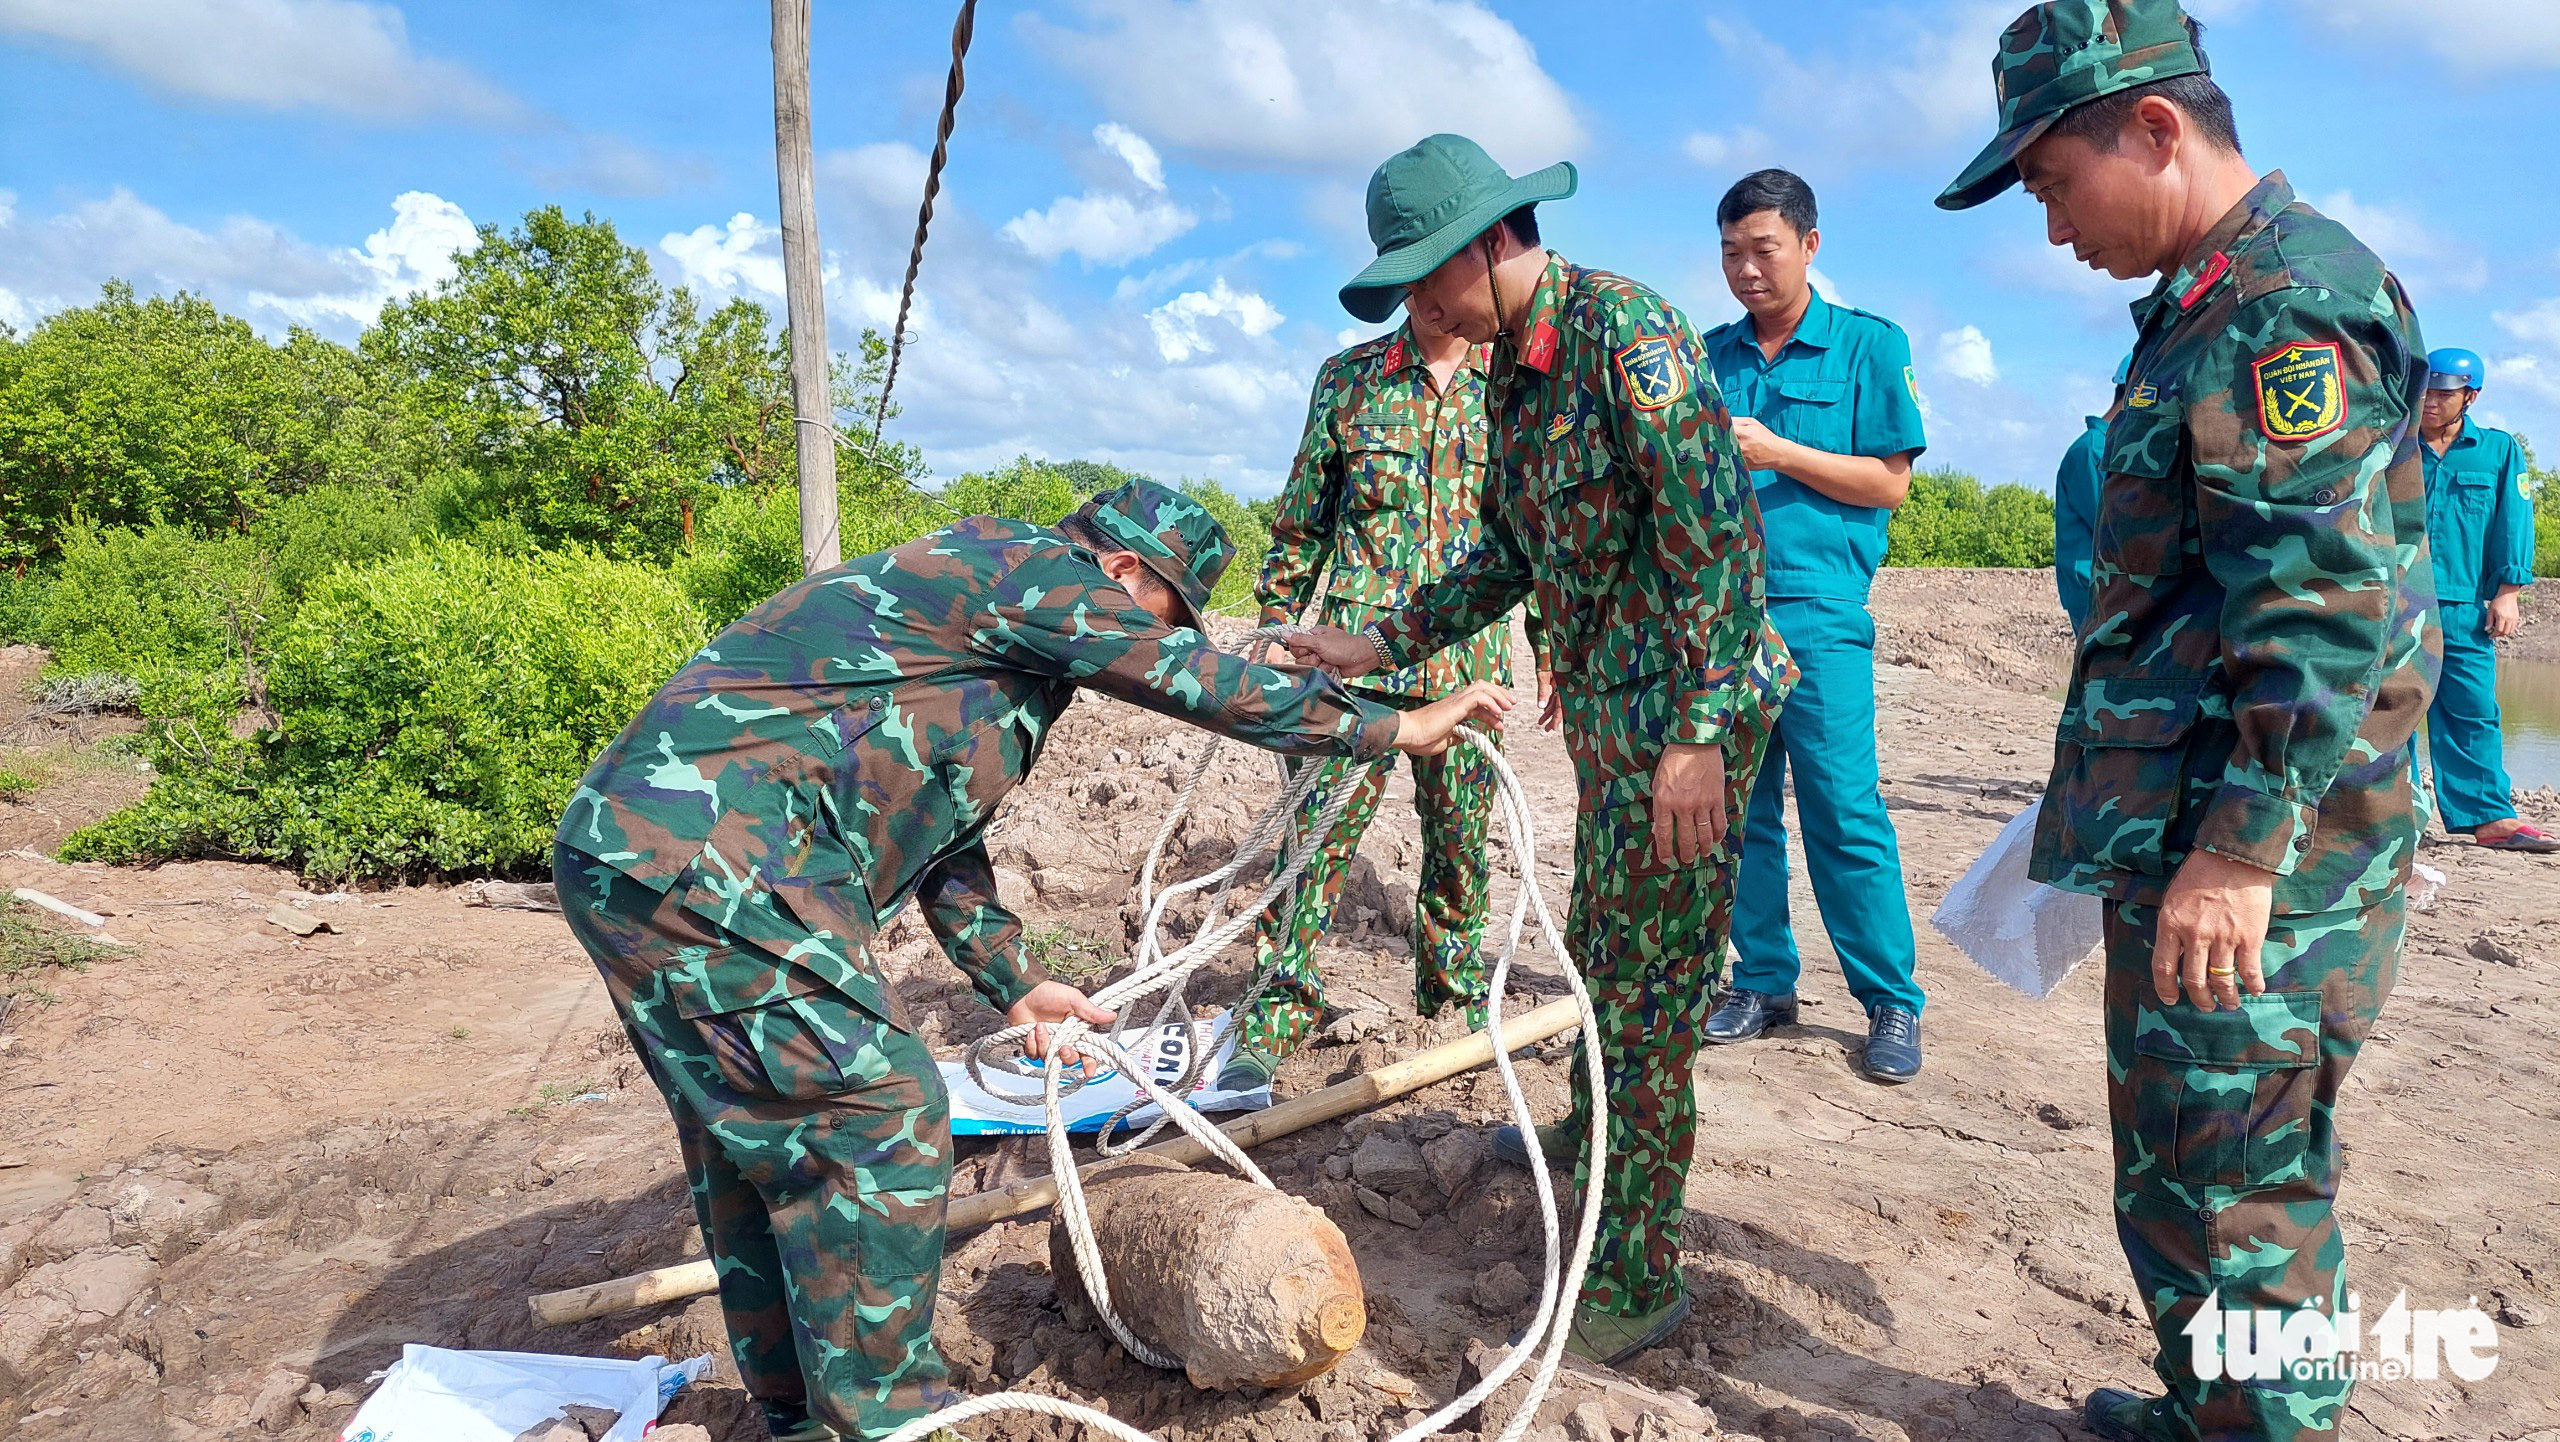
[
  {"xmin": 520, "ymin": 132, "xmax": 708, "ymax": 199},
  {"xmin": 1148, "ymin": 280, "xmax": 1284, "ymax": 361},
  {"xmin": 1002, "ymin": 124, "xmax": 1198, "ymax": 266},
  {"xmin": 0, "ymin": 0, "xmax": 525, "ymax": 123},
  {"xmin": 2311, "ymin": 190, "xmax": 2488, "ymax": 300},
  {"xmin": 1005, "ymin": 192, "xmax": 1199, "ymax": 267},
  {"xmin": 1683, "ymin": 7, "xmax": 2006, "ymax": 178},
  {"xmin": 0, "ymin": 187, "xmax": 475, "ymax": 337},
  {"xmin": 1808, "ymin": 266, "xmax": 1849, "ymax": 308},
  {"xmin": 660, "ymin": 214, "xmax": 788, "ymax": 302},
  {"xmin": 1937, "ymin": 325, "xmax": 1999, "ymax": 385},
  {"xmin": 2303, "ymin": 0, "xmax": 2560, "ymax": 70},
  {"xmin": 1095, "ymin": 122, "xmax": 1169, "ymax": 193},
  {"xmin": 1023, "ymin": 0, "xmax": 1583, "ymax": 171},
  {"xmin": 1682, "ymin": 127, "xmax": 1776, "ymax": 174},
  {"xmin": 2495, "ymin": 297, "xmax": 2560, "ymax": 352}
]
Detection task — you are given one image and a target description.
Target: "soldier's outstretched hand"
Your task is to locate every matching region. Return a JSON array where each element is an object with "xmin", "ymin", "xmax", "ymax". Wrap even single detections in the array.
[
  {"xmin": 1281, "ymin": 625, "xmax": 1384, "ymax": 678},
  {"xmin": 1392, "ymin": 681, "xmax": 1515, "ymax": 757},
  {"xmin": 1006, "ymin": 979, "xmax": 1119, "ymax": 1068}
]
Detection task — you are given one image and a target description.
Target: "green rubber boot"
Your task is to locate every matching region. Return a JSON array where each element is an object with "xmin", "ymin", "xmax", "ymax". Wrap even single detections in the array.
[
  {"xmin": 1214, "ymin": 1036, "xmax": 1283, "ymax": 1092},
  {"xmin": 1565, "ymin": 1289, "xmax": 1692, "ymax": 1367},
  {"xmin": 2082, "ymin": 1388, "xmax": 2183, "ymax": 1442}
]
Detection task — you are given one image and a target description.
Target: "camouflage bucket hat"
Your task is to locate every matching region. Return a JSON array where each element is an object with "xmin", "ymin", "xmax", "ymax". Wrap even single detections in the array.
[
  {"xmin": 1936, "ymin": 0, "xmax": 2206, "ymax": 211},
  {"xmin": 1339, "ymin": 133, "xmax": 1577, "ymax": 325},
  {"xmin": 1080, "ymin": 479, "xmax": 1234, "ymax": 630}
]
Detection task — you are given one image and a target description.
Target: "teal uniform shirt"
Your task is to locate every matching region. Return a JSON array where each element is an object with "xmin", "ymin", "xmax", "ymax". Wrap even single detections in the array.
[
  {"xmin": 2421, "ymin": 415, "xmax": 2536, "ymax": 604},
  {"xmin": 2054, "ymin": 414, "xmax": 2107, "ymax": 634},
  {"xmin": 1700, "ymin": 290, "xmax": 1929, "ymax": 600}
]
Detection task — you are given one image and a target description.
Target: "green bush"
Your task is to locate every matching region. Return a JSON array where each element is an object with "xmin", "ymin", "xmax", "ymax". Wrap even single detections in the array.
[
  {"xmin": 251, "ymin": 485, "xmax": 425, "ymax": 601},
  {"xmin": 1887, "ymin": 469, "xmax": 2057, "ymax": 569},
  {"xmin": 64, "ymin": 541, "xmax": 706, "ymax": 881},
  {"xmin": 34, "ymin": 521, "xmax": 262, "ymax": 686},
  {"xmin": 0, "ymin": 569, "xmax": 48, "ymax": 645},
  {"xmin": 674, "ymin": 484, "xmax": 806, "ymax": 628}
]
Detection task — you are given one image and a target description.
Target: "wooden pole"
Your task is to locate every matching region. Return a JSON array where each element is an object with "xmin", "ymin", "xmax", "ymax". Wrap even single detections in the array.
[
  {"xmin": 527, "ymin": 997, "xmax": 1582, "ymax": 1328},
  {"xmin": 771, "ymin": 0, "xmax": 839, "ymax": 575}
]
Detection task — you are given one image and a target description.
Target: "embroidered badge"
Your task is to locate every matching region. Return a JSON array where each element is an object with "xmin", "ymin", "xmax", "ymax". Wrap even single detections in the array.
[
  {"xmin": 2251, "ymin": 341, "xmax": 2347, "ymax": 441},
  {"xmin": 2127, "ymin": 383, "xmax": 2159, "ymax": 409},
  {"xmin": 1382, "ymin": 339, "xmax": 1407, "ymax": 372},
  {"xmin": 1904, "ymin": 365, "xmax": 1922, "ymax": 408},
  {"xmin": 1612, "ymin": 335, "xmax": 1688, "ymax": 412},
  {"xmin": 1546, "ymin": 411, "xmax": 1576, "ymax": 442}
]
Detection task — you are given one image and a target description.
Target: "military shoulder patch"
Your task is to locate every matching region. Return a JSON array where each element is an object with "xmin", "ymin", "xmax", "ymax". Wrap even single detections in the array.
[
  {"xmin": 2251, "ymin": 341, "xmax": 2346, "ymax": 441},
  {"xmin": 1904, "ymin": 365, "xmax": 1922, "ymax": 408},
  {"xmin": 1613, "ymin": 335, "xmax": 1689, "ymax": 412},
  {"xmin": 1545, "ymin": 411, "xmax": 1576, "ymax": 442}
]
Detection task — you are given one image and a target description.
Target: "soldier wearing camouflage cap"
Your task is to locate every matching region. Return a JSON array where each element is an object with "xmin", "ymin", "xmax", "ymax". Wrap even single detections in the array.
[
  {"xmin": 1291, "ymin": 133, "xmax": 1795, "ymax": 1366},
  {"xmin": 552, "ymin": 478, "xmax": 1510, "ymax": 1440},
  {"xmin": 1942, "ymin": 4, "xmax": 2438, "ymax": 1440}
]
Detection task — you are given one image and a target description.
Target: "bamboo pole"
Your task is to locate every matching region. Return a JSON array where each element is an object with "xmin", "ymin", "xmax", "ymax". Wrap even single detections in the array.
[
  {"xmin": 527, "ymin": 998, "xmax": 1580, "ymax": 1328},
  {"xmin": 771, "ymin": 0, "xmax": 839, "ymax": 574}
]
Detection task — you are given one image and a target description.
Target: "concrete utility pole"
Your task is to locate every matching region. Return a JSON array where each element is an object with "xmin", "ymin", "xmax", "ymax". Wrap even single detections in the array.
[{"xmin": 771, "ymin": 0, "xmax": 839, "ymax": 574}]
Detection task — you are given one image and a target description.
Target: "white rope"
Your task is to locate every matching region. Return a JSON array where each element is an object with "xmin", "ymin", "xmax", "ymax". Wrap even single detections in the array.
[{"xmin": 890, "ymin": 629, "xmax": 1608, "ymax": 1442}]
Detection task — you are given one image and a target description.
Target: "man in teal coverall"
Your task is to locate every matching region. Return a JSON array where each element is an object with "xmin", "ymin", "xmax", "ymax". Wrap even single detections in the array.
[
  {"xmin": 2055, "ymin": 355, "xmax": 2131, "ymax": 635},
  {"xmin": 2418, "ymin": 346, "xmax": 2556, "ymax": 853},
  {"xmin": 1696, "ymin": 168, "xmax": 1930, "ymax": 1083}
]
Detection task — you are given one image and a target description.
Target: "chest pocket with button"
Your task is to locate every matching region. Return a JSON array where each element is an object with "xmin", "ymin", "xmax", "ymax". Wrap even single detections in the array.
[
  {"xmin": 1534, "ymin": 436, "xmax": 1633, "ymax": 588},
  {"xmin": 2094, "ymin": 404, "xmax": 2197, "ymax": 579},
  {"xmin": 1341, "ymin": 418, "xmax": 1421, "ymax": 512},
  {"xmin": 2425, "ymin": 465, "xmax": 2500, "ymax": 599},
  {"xmin": 1770, "ymin": 376, "xmax": 1851, "ymax": 454}
]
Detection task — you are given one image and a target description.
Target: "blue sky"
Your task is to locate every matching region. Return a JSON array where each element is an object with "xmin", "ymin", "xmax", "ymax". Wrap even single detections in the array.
[{"xmin": 6, "ymin": 0, "xmax": 2560, "ymax": 497}]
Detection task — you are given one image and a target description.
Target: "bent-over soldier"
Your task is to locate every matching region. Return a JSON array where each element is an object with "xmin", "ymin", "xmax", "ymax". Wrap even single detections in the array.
[{"xmin": 554, "ymin": 480, "xmax": 1508, "ymax": 1441}]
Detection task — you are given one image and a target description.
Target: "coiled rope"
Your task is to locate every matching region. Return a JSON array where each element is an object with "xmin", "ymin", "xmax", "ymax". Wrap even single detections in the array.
[{"xmin": 891, "ymin": 627, "xmax": 1608, "ymax": 1442}]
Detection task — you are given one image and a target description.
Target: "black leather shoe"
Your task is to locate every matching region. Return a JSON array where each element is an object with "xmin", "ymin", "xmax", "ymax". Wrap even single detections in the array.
[
  {"xmin": 1702, "ymin": 988, "xmax": 1798, "ymax": 1044},
  {"xmin": 1864, "ymin": 1005, "xmax": 1922, "ymax": 1084}
]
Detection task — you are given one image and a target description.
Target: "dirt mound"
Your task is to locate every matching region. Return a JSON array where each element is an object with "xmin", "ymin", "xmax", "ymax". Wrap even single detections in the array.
[{"xmin": 1, "ymin": 579, "xmax": 2553, "ymax": 1442}]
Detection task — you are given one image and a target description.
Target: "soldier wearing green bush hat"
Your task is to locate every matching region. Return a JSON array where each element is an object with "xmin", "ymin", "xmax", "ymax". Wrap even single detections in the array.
[
  {"xmin": 1939, "ymin": 3, "xmax": 2436, "ymax": 1440},
  {"xmin": 1289, "ymin": 133, "xmax": 1795, "ymax": 1367},
  {"xmin": 552, "ymin": 478, "xmax": 1510, "ymax": 1441}
]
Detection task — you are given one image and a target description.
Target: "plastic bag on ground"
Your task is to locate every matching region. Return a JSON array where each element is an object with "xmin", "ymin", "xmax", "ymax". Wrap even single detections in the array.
[
  {"xmin": 338, "ymin": 1345, "xmax": 708, "ymax": 1442},
  {"xmin": 1929, "ymin": 798, "xmax": 2103, "ymax": 1000},
  {"xmin": 944, "ymin": 1008, "xmax": 1270, "ymax": 1136}
]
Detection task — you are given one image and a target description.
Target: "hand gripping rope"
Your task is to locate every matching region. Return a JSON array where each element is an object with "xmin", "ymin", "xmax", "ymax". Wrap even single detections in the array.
[{"xmin": 885, "ymin": 627, "xmax": 1609, "ymax": 1442}]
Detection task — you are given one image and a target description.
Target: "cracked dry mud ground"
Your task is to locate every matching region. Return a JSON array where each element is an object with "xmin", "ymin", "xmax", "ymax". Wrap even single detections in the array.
[{"xmin": 0, "ymin": 570, "xmax": 2554, "ymax": 1442}]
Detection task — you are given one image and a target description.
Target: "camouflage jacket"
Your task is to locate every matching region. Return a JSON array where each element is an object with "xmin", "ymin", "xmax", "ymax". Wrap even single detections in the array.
[
  {"xmin": 558, "ymin": 516, "xmax": 1401, "ymax": 1031},
  {"xmin": 2032, "ymin": 172, "xmax": 2440, "ymax": 914},
  {"xmin": 1259, "ymin": 325, "xmax": 1525, "ymax": 701},
  {"xmin": 1376, "ymin": 254, "xmax": 1795, "ymax": 808}
]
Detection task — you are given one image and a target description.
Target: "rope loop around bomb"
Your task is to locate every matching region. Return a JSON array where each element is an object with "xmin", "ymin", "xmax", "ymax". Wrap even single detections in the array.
[{"xmin": 921, "ymin": 627, "xmax": 1607, "ymax": 1442}]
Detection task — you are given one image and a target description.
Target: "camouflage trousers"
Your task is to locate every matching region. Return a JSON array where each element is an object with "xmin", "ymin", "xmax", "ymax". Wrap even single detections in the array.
[
  {"xmin": 552, "ymin": 845, "xmax": 955, "ymax": 1441},
  {"xmin": 1552, "ymin": 694, "xmax": 1776, "ymax": 1318},
  {"xmin": 2103, "ymin": 894, "xmax": 2403, "ymax": 1442},
  {"xmin": 1235, "ymin": 707, "xmax": 1500, "ymax": 1057}
]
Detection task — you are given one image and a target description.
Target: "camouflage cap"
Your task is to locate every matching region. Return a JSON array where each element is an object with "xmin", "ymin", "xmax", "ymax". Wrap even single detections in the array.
[
  {"xmin": 1936, "ymin": 0, "xmax": 2207, "ymax": 211},
  {"xmin": 1076, "ymin": 479, "xmax": 1234, "ymax": 630}
]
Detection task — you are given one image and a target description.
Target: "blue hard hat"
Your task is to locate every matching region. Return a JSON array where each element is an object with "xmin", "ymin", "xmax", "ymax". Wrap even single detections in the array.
[
  {"xmin": 2113, "ymin": 353, "xmax": 2134, "ymax": 387},
  {"xmin": 2427, "ymin": 347, "xmax": 2486, "ymax": 392}
]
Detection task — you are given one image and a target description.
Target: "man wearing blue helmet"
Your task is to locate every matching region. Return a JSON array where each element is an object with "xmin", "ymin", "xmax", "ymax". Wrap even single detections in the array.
[
  {"xmin": 2419, "ymin": 347, "xmax": 2556, "ymax": 853},
  {"xmin": 2053, "ymin": 354, "xmax": 2133, "ymax": 636}
]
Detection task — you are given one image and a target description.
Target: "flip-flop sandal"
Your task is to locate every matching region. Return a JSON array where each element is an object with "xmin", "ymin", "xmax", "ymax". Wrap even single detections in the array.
[{"xmin": 2478, "ymin": 824, "xmax": 2560, "ymax": 853}]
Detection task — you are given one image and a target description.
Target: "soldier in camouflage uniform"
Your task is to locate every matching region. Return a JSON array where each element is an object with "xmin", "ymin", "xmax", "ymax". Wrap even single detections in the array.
[
  {"xmin": 1291, "ymin": 134, "xmax": 1796, "ymax": 1366},
  {"xmin": 1222, "ymin": 309, "xmax": 1525, "ymax": 1086},
  {"xmin": 1940, "ymin": 5, "xmax": 2438, "ymax": 1439},
  {"xmin": 553, "ymin": 480, "xmax": 1510, "ymax": 1440}
]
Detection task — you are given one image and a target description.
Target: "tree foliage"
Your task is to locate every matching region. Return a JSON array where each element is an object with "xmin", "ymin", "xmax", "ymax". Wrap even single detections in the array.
[
  {"xmin": 0, "ymin": 284, "xmax": 396, "ymax": 563},
  {"xmin": 1886, "ymin": 468, "xmax": 2058, "ymax": 568}
]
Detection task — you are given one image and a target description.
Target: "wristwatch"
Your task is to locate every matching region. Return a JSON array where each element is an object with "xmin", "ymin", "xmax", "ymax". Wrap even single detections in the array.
[{"xmin": 1360, "ymin": 624, "xmax": 1397, "ymax": 674}]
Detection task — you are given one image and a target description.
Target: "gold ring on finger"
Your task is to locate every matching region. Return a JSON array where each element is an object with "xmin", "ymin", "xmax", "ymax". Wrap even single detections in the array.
[{"xmin": 2206, "ymin": 965, "xmax": 2237, "ymax": 977}]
